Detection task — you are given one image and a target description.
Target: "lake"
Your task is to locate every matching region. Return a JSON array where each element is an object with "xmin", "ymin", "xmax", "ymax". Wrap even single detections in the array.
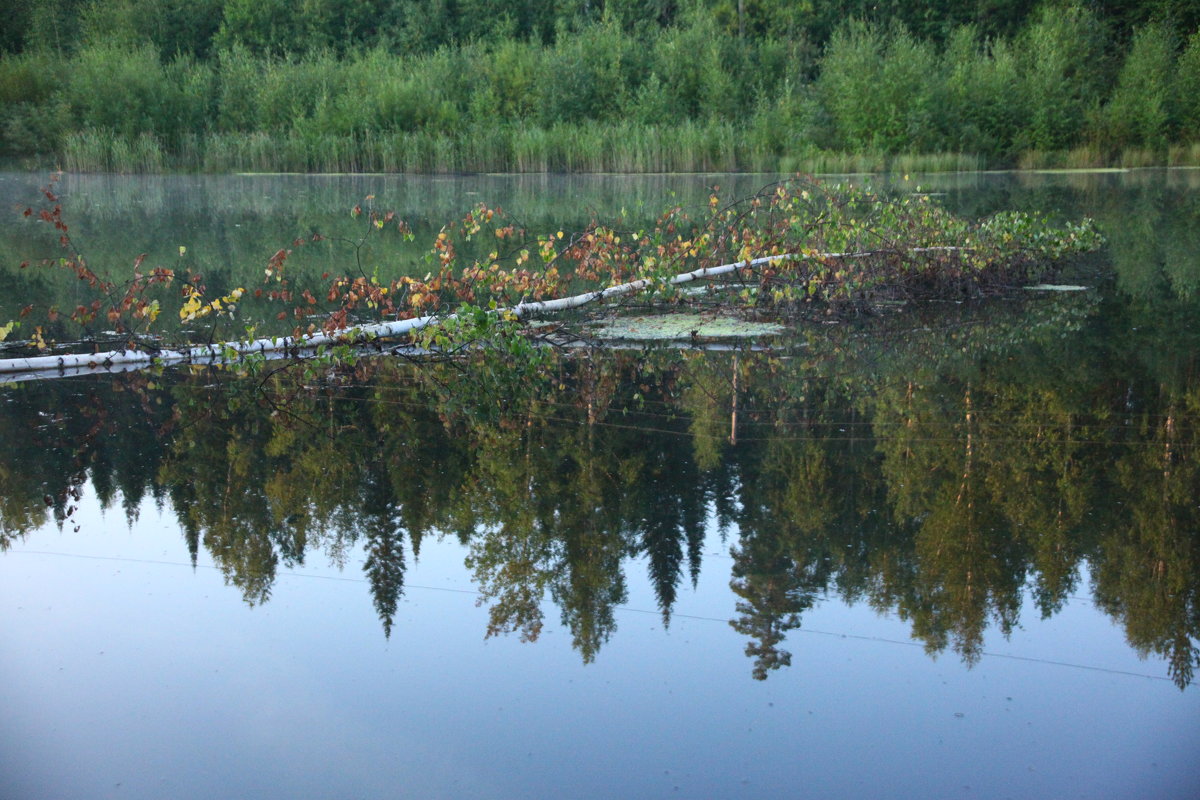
[{"xmin": 1, "ymin": 170, "xmax": 1198, "ymax": 799}]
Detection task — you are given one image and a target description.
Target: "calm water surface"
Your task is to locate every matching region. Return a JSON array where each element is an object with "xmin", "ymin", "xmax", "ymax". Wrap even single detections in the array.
[{"xmin": 1, "ymin": 171, "xmax": 1198, "ymax": 799}]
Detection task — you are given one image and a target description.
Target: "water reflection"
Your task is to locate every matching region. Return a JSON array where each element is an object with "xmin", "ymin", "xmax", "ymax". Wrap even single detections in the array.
[
  {"xmin": 3, "ymin": 168, "xmax": 1199, "ymax": 341},
  {"xmin": 2, "ymin": 285, "xmax": 1196, "ymax": 688}
]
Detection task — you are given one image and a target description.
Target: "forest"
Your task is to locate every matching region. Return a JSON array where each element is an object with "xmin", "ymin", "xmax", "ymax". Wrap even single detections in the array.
[{"xmin": 2, "ymin": 0, "xmax": 1200, "ymax": 172}]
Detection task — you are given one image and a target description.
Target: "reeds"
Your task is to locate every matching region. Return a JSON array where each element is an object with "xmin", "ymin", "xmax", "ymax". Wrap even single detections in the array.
[
  {"xmin": 1167, "ymin": 143, "xmax": 1200, "ymax": 166},
  {"xmin": 63, "ymin": 131, "xmax": 165, "ymax": 173},
  {"xmin": 50, "ymin": 125, "xmax": 1014, "ymax": 176}
]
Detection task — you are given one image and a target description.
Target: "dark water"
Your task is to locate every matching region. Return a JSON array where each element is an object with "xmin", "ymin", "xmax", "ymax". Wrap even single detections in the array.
[{"xmin": 1, "ymin": 171, "xmax": 1199, "ymax": 799}]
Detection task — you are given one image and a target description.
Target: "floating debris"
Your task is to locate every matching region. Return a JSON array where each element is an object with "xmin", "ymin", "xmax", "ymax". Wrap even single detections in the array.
[{"xmin": 1024, "ymin": 284, "xmax": 1090, "ymax": 292}]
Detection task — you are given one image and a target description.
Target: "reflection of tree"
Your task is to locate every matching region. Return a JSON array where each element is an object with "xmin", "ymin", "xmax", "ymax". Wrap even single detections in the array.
[
  {"xmin": 0, "ymin": 395, "xmax": 57, "ymax": 549},
  {"xmin": 874, "ymin": 382, "xmax": 1027, "ymax": 664},
  {"xmin": 1095, "ymin": 180, "xmax": 1200, "ymax": 303},
  {"xmin": 3, "ymin": 295, "xmax": 1199, "ymax": 684},
  {"xmin": 0, "ymin": 376, "xmax": 171, "ymax": 548},
  {"xmin": 633, "ymin": 428, "xmax": 705, "ymax": 626},
  {"xmin": 449, "ymin": 350, "xmax": 712, "ymax": 659},
  {"xmin": 729, "ymin": 545, "xmax": 808, "ymax": 680},
  {"xmin": 455, "ymin": 364, "xmax": 639, "ymax": 660},
  {"xmin": 543, "ymin": 425, "xmax": 629, "ymax": 662},
  {"xmin": 1094, "ymin": 385, "xmax": 1200, "ymax": 689},
  {"xmin": 161, "ymin": 396, "xmax": 280, "ymax": 605},
  {"xmin": 727, "ymin": 393, "xmax": 899, "ymax": 679},
  {"xmin": 463, "ymin": 426, "xmax": 558, "ymax": 644},
  {"xmin": 679, "ymin": 353, "xmax": 734, "ymax": 472},
  {"xmin": 361, "ymin": 463, "xmax": 406, "ymax": 638}
]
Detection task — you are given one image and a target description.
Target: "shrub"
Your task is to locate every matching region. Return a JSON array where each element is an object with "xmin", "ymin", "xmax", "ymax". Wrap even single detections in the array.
[
  {"xmin": 0, "ymin": 50, "xmax": 68, "ymax": 154},
  {"xmin": 537, "ymin": 20, "xmax": 635, "ymax": 125},
  {"xmin": 214, "ymin": 45, "xmax": 261, "ymax": 132},
  {"xmin": 941, "ymin": 26, "xmax": 1026, "ymax": 158},
  {"xmin": 1015, "ymin": 3, "xmax": 1108, "ymax": 151},
  {"xmin": 818, "ymin": 21, "xmax": 943, "ymax": 153},
  {"xmin": 648, "ymin": 14, "xmax": 739, "ymax": 121},
  {"xmin": 1097, "ymin": 21, "xmax": 1177, "ymax": 150},
  {"xmin": 161, "ymin": 55, "xmax": 215, "ymax": 143},
  {"xmin": 59, "ymin": 43, "xmax": 173, "ymax": 140},
  {"xmin": 1172, "ymin": 31, "xmax": 1200, "ymax": 141}
]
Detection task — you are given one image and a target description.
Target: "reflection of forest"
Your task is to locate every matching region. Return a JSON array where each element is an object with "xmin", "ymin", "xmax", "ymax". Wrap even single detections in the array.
[{"xmin": 1, "ymin": 288, "xmax": 1198, "ymax": 688}]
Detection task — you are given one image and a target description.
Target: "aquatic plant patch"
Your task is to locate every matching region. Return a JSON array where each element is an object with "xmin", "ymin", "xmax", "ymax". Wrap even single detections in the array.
[
  {"xmin": 0, "ymin": 176, "xmax": 1103, "ymax": 378},
  {"xmin": 585, "ymin": 313, "xmax": 787, "ymax": 342}
]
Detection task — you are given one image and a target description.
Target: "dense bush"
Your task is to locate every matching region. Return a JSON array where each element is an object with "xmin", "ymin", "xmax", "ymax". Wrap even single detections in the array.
[
  {"xmin": 60, "ymin": 44, "xmax": 178, "ymax": 140},
  {"xmin": 1, "ymin": 2, "xmax": 1198, "ymax": 171},
  {"xmin": 1173, "ymin": 31, "xmax": 1200, "ymax": 140},
  {"xmin": 941, "ymin": 27, "xmax": 1026, "ymax": 157},
  {"xmin": 1014, "ymin": 4, "xmax": 1108, "ymax": 151},
  {"xmin": 818, "ymin": 21, "xmax": 942, "ymax": 153},
  {"xmin": 1099, "ymin": 22, "xmax": 1178, "ymax": 150}
]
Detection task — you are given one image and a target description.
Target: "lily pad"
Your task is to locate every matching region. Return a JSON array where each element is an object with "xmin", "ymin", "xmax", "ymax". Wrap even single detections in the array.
[{"xmin": 588, "ymin": 313, "xmax": 786, "ymax": 341}]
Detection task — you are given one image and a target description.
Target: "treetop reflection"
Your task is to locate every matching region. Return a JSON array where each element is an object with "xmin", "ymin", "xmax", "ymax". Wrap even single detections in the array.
[{"xmin": 1, "ymin": 289, "xmax": 1197, "ymax": 688}]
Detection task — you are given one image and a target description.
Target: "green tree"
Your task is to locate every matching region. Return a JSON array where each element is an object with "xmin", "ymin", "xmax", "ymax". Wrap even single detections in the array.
[
  {"xmin": 942, "ymin": 25, "xmax": 1025, "ymax": 157},
  {"xmin": 1171, "ymin": 30, "xmax": 1200, "ymax": 141},
  {"xmin": 1098, "ymin": 21, "xmax": 1177, "ymax": 149},
  {"xmin": 1016, "ymin": 3, "xmax": 1109, "ymax": 151},
  {"xmin": 818, "ymin": 21, "xmax": 943, "ymax": 153}
]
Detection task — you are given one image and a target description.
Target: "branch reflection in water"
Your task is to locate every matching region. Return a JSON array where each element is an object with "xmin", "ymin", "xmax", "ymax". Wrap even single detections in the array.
[{"xmin": 2, "ymin": 288, "xmax": 1197, "ymax": 689}]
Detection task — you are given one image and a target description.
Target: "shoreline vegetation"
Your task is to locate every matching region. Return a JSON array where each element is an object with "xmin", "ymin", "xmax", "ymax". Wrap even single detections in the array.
[
  {"xmin": 0, "ymin": 177, "xmax": 1103, "ymax": 378},
  {"xmin": 1, "ymin": 2, "xmax": 1199, "ymax": 175}
]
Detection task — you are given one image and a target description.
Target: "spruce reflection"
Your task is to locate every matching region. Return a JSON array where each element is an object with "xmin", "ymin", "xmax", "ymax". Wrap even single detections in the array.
[{"xmin": 0, "ymin": 288, "xmax": 1197, "ymax": 687}]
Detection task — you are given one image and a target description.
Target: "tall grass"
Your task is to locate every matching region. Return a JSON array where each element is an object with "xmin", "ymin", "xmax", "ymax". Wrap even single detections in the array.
[
  {"xmin": 64, "ymin": 130, "xmax": 167, "ymax": 173},
  {"xmin": 56, "ymin": 125, "xmax": 995, "ymax": 175},
  {"xmin": 1167, "ymin": 143, "xmax": 1200, "ymax": 166}
]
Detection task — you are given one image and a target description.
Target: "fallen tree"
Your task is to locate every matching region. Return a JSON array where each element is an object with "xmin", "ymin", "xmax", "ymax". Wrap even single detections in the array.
[
  {"xmin": 0, "ymin": 252, "xmax": 858, "ymax": 375},
  {"xmin": 0, "ymin": 178, "xmax": 1103, "ymax": 379}
]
